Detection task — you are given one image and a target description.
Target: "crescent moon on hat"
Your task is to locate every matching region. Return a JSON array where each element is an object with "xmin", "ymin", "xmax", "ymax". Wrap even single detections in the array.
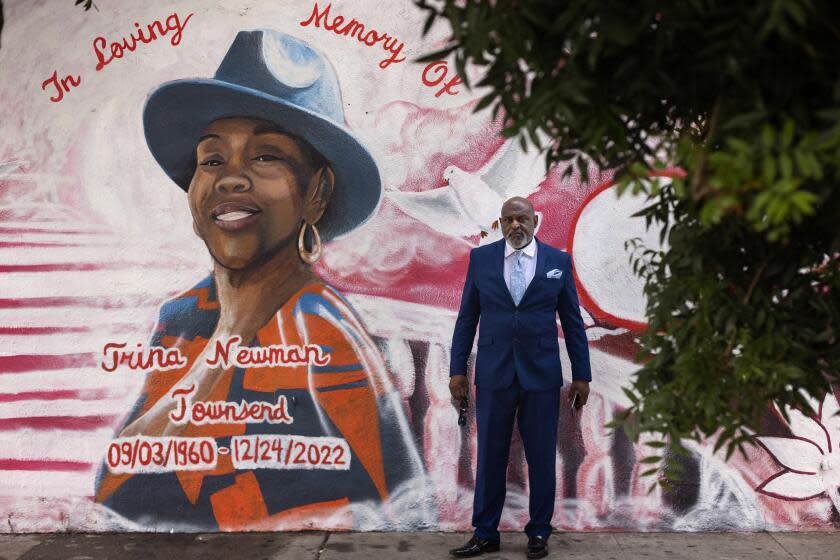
[{"xmin": 261, "ymin": 31, "xmax": 323, "ymax": 89}]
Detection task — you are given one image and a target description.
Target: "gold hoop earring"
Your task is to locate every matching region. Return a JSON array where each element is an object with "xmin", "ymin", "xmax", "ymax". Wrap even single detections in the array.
[{"xmin": 298, "ymin": 221, "xmax": 322, "ymax": 264}]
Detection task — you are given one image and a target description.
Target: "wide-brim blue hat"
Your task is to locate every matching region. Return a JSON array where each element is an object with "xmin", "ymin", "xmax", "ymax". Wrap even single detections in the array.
[{"xmin": 143, "ymin": 29, "xmax": 381, "ymax": 241}]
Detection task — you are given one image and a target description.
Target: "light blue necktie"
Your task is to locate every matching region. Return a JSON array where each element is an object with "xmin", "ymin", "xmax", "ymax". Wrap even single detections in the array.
[{"xmin": 511, "ymin": 250, "xmax": 526, "ymax": 306}]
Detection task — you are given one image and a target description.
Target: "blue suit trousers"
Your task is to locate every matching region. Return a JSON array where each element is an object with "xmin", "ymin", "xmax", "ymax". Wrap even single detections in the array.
[{"xmin": 473, "ymin": 374, "xmax": 560, "ymax": 541}]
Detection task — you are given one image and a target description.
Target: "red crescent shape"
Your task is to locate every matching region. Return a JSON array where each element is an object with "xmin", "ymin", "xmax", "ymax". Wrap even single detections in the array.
[{"xmin": 567, "ymin": 169, "xmax": 684, "ymax": 332}]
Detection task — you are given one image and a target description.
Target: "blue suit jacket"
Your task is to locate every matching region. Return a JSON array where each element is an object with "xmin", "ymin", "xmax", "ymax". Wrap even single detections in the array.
[{"xmin": 449, "ymin": 238, "xmax": 591, "ymax": 391}]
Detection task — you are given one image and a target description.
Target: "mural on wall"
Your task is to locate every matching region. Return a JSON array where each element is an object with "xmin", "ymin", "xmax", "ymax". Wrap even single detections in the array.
[
  {"xmin": 91, "ymin": 28, "xmax": 431, "ymax": 531},
  {"xmin": 0, "ymin": 0, "xmax": 838, "ymax": 532}
]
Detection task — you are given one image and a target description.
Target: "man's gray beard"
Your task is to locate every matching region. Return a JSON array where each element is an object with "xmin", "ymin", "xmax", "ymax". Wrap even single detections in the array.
[{"xmin": 507, "ymin": 233, "xmax": 531, "ymax": 249}]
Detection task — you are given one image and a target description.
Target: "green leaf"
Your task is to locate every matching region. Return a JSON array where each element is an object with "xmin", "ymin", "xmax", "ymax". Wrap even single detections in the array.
[
  {"xmin": 789, "ymin": 190, "xmax": 818, "ymax": 214},
  {"xmin": 422, "ymin": 12, "xmax": 437, "ymax": 36},
  {"xmin": 414, "ymin": 46, "xmax": 458, "ymax": 64},
  {"xmin": 726, "ymin": 138, "xmax": 752, "ymax": 153},
  {"xmin": 762, "ymin": 156, "xmax": 777, "ymax": 182},
  {"xmin": 723, "ymin": 112, "xmax": 766, "ymax": 132},
  {"xmin": 622, "ymin": 387, "xmax": 641, "ymax": 406},
  {"xmin": 780, "ymin": 119, "xmax": 795, "ymax": 150},
  {"xmin": 473, "ymin": 93, "xmax": 496, "ymax": 113},
  {"xmin": 779, "ymin": 154, "xmax": 793, "ymax": 179},
  {"xmin": 762, "ymin": 125, "xmax": 776, "ymax": 149},
  {"xmin": 501, "ymin": 126, "xmax": 519, "ymax": 138},
  {"xmin": 527, "ymin": 125, "xmax": 541, "ymax": 149}
]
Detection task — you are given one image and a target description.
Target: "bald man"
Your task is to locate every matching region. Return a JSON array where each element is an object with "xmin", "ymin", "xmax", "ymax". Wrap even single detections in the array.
[{"xmin": 449, "ymin": 197, "xmax": 592, "ymax": 559}]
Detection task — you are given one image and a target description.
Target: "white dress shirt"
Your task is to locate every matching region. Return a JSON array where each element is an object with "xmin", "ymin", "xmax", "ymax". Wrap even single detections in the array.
[{"xmin": 504, "ymin": 238, "xmax": 538, "ymax": 294}]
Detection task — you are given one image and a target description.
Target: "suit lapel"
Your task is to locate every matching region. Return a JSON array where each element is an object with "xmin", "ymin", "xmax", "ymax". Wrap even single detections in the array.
[
  {"xmin": 519, "ymin": 238, "xmax": 547, "ymax": 306},
  {"xmin": 494, "ymin": 239, "xmax": 516, "ymax": 307}
]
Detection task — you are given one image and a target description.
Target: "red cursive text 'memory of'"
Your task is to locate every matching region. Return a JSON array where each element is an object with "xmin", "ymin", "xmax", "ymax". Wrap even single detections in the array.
[
  {"xmin": 422, "ymin": 60, "xmax": 462, "ymax": 98},
  {"xmin": 299, "ymin": 2, "xmax": 406, "ymax": 69}
]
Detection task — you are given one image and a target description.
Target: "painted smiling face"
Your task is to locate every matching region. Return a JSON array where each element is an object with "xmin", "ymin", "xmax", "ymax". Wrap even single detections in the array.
[{"xmin": 188, "ymin": 117, "xmax": 324, "ymax": 270}]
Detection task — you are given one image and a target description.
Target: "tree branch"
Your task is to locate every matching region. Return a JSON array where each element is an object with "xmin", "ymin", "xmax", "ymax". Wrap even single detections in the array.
[
  {"xmin": 724, "ymin": 259, "xmax": 769, "ymax": 356},
  {"xmin": 0, "ymin": 0, "xmax": 5, "ymax": 52},
  {"xmin": 690, "ymin": 97, "xmax": 722, "ymax": 201}
]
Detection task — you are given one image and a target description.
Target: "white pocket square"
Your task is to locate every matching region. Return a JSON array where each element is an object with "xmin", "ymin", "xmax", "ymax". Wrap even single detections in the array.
[{"xmin": 546, "ymin": 269, "xmax": 563, "ymax": 279}]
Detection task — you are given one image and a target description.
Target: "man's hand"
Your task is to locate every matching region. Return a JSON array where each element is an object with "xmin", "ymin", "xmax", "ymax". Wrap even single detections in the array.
[
  {"xmin": 569, "ymin": 379, "xmax": 590, "ymax": 410},
  {"xmin": 449, "ymin": 374, "xmax": 469, "ymax": 401}
]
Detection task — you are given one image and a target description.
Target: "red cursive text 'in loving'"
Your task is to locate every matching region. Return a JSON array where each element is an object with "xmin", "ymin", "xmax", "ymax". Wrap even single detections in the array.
[
  {"xmin": 94, "ymin": 12, "xmax": 193, "ymax": 71},
  {"xmin": 41, "ymin": 11, "xmax": 194, "ymax": 103}
]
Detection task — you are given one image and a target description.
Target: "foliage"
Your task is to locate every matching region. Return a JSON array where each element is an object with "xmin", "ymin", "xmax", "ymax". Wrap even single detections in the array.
[
  {"xmin": 74, "ymin": 0, "xmax": 96, "ymax": 12},
  {"xmin": 416, "ymin": 0, "xmax": 840, "ymax": 485}
]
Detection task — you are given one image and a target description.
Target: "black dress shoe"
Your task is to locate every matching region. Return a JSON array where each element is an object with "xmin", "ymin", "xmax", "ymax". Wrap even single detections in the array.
[
  {"xmin": 450, "ymin": 535, "xmax": 501, "ymax": 557},
  {"xmin": 526, "ymin": 535, "xmax": 549, "ymax": 559}
]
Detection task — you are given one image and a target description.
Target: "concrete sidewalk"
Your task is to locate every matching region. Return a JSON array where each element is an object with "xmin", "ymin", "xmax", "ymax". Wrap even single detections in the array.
[{"xmin": 0, "ymin": 531, "xmax": 838, "ymax": 559}]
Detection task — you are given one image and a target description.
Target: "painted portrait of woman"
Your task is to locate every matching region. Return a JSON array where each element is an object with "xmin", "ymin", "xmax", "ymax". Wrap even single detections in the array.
[{"xmin": 94, "ymin": 29, "xmax": 427, "ymax": 531}]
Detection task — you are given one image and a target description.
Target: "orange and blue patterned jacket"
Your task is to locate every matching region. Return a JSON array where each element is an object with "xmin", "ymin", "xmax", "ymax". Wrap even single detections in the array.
[{"xmin": 95, "ymin": 276, "xmax": 420, "ymax": 530}]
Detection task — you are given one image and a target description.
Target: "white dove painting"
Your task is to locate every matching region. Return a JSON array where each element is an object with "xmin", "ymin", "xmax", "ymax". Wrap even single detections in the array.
[{"xmin": 387, "ymin": 140, "xmax": 548, "ymax": 245}]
